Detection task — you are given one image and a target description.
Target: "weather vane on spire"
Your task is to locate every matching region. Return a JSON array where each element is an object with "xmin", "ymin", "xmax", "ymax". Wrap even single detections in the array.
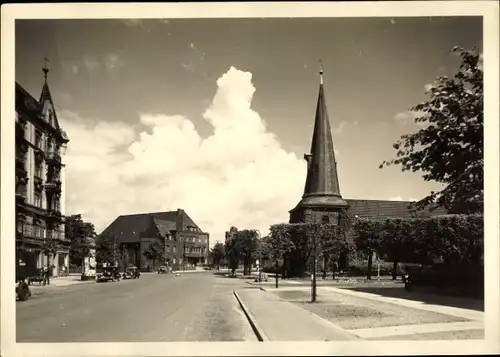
[
  {"xmin": 319, "ymin": 58, "xmax": 324, "ymax": 85},
  {"xmin": 42, "ymin": 56, "xmax": 50, "ymax": 79}
]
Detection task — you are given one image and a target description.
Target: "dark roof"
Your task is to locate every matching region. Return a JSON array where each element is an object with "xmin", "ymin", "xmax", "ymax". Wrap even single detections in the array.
[
  {"xmin": 101, "ymin": 209, "xmax": 202, "ymax": 243},
  {"xmin": 293, "ymin": 74, "xmax": 347, "ymax": 212},
  {"xmin": 16, "ymin": 82, "xmax": 43, "ymax": 114},
  {"xmin": 153, "ymin": 218, "xmax": 176, "ymax": 237},
  {"xmin": 345, "ymin": 199, "xmax": 448, "ymax": 220}
]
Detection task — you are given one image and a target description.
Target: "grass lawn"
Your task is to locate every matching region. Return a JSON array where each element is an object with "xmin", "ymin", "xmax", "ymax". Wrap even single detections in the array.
[{"xmin": 273, "ymin": 289, "xmax": 469, "ymax": 330}]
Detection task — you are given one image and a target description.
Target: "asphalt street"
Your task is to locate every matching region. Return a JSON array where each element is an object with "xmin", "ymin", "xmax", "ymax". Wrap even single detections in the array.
[{"xmin": 16, "ymin": 272, "xmax": 257, "ymax": 342}]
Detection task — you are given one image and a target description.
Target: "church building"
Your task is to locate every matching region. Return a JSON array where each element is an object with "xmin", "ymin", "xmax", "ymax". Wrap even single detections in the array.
[
  {"xmin": 290, "ymin": 64, "xmax": 447, "ymax": 226},
  {"xmin": 16, "ymin": 64, "xmax": 71, "ymax": 278}
]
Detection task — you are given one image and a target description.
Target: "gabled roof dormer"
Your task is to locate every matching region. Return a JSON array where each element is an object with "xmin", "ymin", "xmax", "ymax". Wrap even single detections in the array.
[{"xmin": 39, "ymin": 64, "xmax": 69, "ymax": 145}]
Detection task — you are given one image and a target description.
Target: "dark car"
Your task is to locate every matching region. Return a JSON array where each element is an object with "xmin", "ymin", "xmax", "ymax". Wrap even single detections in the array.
[
  {"xmin": 96, "ymin": 265, "xmax": 121, "ymax": 283},
  {"xmin": 157, "ymin": 266, "xmax": 169, "ymax": 274},
  {"xmin": 123, "ymin": 266, "xmax": 140, "ymax": 279}
]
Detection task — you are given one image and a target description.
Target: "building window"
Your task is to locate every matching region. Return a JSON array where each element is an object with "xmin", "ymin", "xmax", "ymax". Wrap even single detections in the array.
[
  {"xmin": 173, "ymin": 246, "xmax": 176, "ymax": 253},
  {"xmin": 35, "ymin": 130, "xmax": 43, "ymax": 150},
  {"xmin": 47, "ymin": 137, "xmax": 53, "ymax": 153},
  {"xmin": 17, "ymin": 220, "xmax": 24, "ymax": 233},
  {"xmin": 24, "ymin": 223, "xmax": 32, "ymax": 237},
  {"xmin": 322, "ymin": 215, "xmax": 330, "ymax": 224},
  {"xmin": 166, "ymin": 246, "xmax": 171, "ymax": 252},
  {"xmin": 35, "ymin": 160, "xmax": 43, "ymax": 179},
  {"xmin": 34, "ymin": 193, "xmax": 42, "ymax": 207}
]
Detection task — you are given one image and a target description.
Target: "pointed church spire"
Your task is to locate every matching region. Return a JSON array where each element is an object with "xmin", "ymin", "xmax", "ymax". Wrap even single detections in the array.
[
  {"xmin": 296, "ymin": 60, "xmax": 348, "ymax": 209},
  {"xmin": 40, "ymin": 57, "xmax": 52, "ymax": 104}
]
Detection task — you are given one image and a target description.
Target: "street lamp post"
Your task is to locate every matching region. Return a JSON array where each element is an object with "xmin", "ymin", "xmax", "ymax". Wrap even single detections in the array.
[
  {"xmin": 311, "ymin": 231, "xmax": 317, "ymax": 303},
  {"xmin": 255, "ymin": 229, "xmax": 262, "ymax": 282}
]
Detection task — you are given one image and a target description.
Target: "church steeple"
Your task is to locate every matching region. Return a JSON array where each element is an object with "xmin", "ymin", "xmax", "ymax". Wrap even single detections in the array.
[
  {"xmin": 290, "ymin": 60, "xmax": 348, "ymax": 222},
  {"xmin": 39, "ymin": 57, "xmax": 53, "ymax": 104}
]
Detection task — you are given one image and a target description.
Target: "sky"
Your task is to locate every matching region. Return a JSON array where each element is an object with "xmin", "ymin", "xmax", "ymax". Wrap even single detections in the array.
[{"xmin": 15, "ymin": 17, "xmax": 482, "ymax": 243}]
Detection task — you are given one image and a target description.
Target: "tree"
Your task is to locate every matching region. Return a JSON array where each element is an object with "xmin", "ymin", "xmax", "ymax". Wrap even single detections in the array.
[
  {"xmin": 315, "ymin": 223, "xmax": 354, "ymax": 280},
  {"xmin": 268, "ymin": 224, "xmax": 295, "ymax": 284},
  {"xmin": 380, "ymin": 47, "xmax": 483, "ymax": 214},
  {"xmin": 378, "ymin": 218, "xmax": 416, "ymax": 280},
  {"xmin": 225, "ymin": 226, "xmax": 241, "ymax": 275},
  {"xmin": 210, "ymin": 242, "xmax": 225, "ymax": 269},
  {"xmin": 143, "ymin": 241, "xmax": 164, "ymax": 271},
  {"xmin": 285, "ymin": 223, "xmax": 314, "ymax": 278},
  {"xmin": 235, "ymin": 229, "xmax": 259, "ymax": 276},
  {"xmin": 65, "ymin": 214, "xmax": 96, "ymax": 268},
  {"xmin": 95, "ymin": 233, "xmax": 116, "ymax": 264},
  {"xmin": 41, "ymin": 236, "xmax": 58, "ymax": 270},
  {"xmin": 353, "ymin": 219, "xmax": 383, "ymax": 280}
]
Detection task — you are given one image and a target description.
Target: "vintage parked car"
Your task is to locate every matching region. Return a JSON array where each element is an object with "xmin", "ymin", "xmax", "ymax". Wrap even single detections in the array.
[
  {"xmin": 157, "ymin": 266, "xmax": 169, "ymax": 274},
  {"xmin": 122, "ymin": 266, "xmax": 140, "ymax": 279},
  {"xmin": 96, "ymin": 265, "xmax": 121, "ymax": 283},
  {"xmin": 27, "ymin": 268, "xmax": 47, "ymax": 286}
]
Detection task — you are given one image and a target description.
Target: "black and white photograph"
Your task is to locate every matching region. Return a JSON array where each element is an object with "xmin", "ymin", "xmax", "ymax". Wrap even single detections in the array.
[{"xmin": 1, "ymin": 2, "xmax": 499, "ymax": 356}]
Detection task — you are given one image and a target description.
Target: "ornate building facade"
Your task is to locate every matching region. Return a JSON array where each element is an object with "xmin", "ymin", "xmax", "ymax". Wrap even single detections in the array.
[
  {"xmin": 102, "ymin": 209, "xmax": 210, "ymax": 271},
  {"xmin": 15, "ymin": 66, "xmax": 70, "ymax": 278}
]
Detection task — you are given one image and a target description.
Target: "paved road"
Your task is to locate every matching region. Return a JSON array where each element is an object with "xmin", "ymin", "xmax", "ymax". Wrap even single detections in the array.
[{"xmin": 17, "ymin": 272, "xmax": 257, "ymax": 342}]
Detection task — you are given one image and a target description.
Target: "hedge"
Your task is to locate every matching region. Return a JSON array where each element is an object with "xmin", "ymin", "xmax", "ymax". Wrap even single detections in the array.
[{"xmin": 353, "ymin": 214, "xmax": 483, "ymax": 268}]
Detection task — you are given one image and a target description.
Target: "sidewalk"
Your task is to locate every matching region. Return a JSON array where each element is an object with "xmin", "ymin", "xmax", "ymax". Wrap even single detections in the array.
[
  {"xmin": 234, "ymin": 288, "xmax": 358, "ymax": 341},
  {"xmin": 29, "ymin": 275, "xmax": 94, "ymax": 290}
]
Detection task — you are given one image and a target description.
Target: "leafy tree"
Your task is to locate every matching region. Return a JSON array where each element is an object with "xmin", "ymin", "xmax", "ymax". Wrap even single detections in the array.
[
  {"xmin": 285, "ymin": 223, "xmax": 313, "ymax": 277},
  {"xmin": 235, "ymin": 229, "xmax": 259, "ymax": 276},
  {"xmin": 378, "ymin": 218, "xmax": 416, "ymax": 280},
  {"xmin": 65, "ymin": 214, "xmax": 96, "ymax": 268},
  {"xmin": 353, "ymin": 219, "xmax": 383, "ymax": 280},
  {"xmin": 225, "ymin": 226, "xmax": 241, "ymax": 275},
  {"xmin": 314, "ymin": 223, "xmax": 354, "ymax": 280},
  {"xmin": 95, "ymin": 233, "xmax": 117, "ymax": 265},
  {"xmin": 268, "ymin": 224, "xmax": 295, "ymax": 279},
  {"xmin": 41, "ymin": 236, "xmax": 58, "ymax": 270},
  {"xmin": 210, "ymin": 242, "xmax": 225, "ymax": 269},
  {"xmin": 380, "ymin": 47, "xmax": 483, "ymax": 214},
  {"xmin": 143, "ymin": 241, "xmax": 164, "ymax": 271},
  {"xmin": 118, "ymin": 244, "xmax": 130, "ymax": 272}
]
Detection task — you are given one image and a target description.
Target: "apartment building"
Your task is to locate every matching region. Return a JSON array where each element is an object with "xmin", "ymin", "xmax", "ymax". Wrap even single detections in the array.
[
  {"xmin": 102, "ymin": 209, "xmax": 210, "ymax": 271},
  {"xmin": 15, "ymin": 66, "xmax": 70, "ymax": 277}
]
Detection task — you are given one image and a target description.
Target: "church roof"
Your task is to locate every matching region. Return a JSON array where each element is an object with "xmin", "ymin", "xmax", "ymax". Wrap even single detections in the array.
[
  {"xmin": 293, "ymin": 66, "xmax": 348, "ymax": 211},
  {"xmin": 345, "ymin": 199, "xmax": 448, "ymax": 220}
]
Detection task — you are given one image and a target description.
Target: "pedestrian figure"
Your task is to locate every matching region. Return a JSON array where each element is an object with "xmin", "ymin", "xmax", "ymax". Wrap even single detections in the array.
[{"xmin": 44, "ymin": 265, "xmax": 50, "ymax": 285}]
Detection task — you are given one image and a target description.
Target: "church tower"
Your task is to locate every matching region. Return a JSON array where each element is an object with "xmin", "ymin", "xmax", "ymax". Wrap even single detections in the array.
[{"xmin": 289, "ymin": 61, "xmax": 349, "ymax": 225}]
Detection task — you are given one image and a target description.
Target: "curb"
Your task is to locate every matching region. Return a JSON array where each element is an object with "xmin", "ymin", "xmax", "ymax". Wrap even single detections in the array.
[
  {"xmin": 244, "ymin": 281, "xmax": 266, "ymax": 291},
  {"xmin": 233, "ymin": 291, "xmax": 269, "ymax": 342}
]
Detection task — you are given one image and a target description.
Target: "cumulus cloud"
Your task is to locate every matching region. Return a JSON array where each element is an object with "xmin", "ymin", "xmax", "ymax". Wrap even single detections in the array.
[
  {"xmin": 60, "ymin": 67, "xmax": 306, "ymax": 245},
  {"xmin": 333, "ymin": 120, "xmax": 358, "ymax": 134},
  {"xmin": 82, "ymin": 55, "xmax": 100, "ymax": 73},
  {"xmin": 81, "ymin": 53, "xmax": 124, "ymax": 73}
]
